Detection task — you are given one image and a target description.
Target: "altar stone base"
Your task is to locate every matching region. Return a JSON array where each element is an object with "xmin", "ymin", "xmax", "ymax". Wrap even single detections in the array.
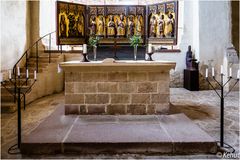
[{"xmin": 65, "ymin": 71, "xmax": 170, "ymax": 115}]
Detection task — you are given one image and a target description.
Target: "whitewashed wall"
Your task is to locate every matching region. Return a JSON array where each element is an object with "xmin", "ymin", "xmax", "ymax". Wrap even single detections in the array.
[
  {"xmin": 0, "ymin": 1, "xmax": 29, "ymax": 70},
  {"xmin": 198, "ymin": 1, "xmax": 231, "ymax": 71}
]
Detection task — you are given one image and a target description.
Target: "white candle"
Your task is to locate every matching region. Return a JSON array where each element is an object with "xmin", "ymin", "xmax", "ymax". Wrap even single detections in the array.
[
  {"xmin": 237, "ymin": 69, "xmax": 240, "ymax": 79},
  {"xmin": 17, "ymin": 67, "xmax": 20, "ymax": 76},
  {"xmin": 229, "ymin": 68, "xmax": 232, "ymax": 77},
  {"xmin": 34, "ymin": 70, "xmax": 37, "ymax": 80},
  {"xmin": 148, "ymin": 44, "xmax": 152, "ymax": 53},
  {"xmin": 57, "ymin": 64, "xmax": 61, "ymax": 73},
  {"xmin": 220, "ymin": 65, "xmax": 223, "ymax": 74},
  {"xmin": 212, "ymin": 67, "xmax": 214, "ymax": 77},
  {"xmin": 83, "ymin": 44, "xmax": 87, "ymax": 54},
  {"xmin": 26, "ymin": 69, "xmax": 29, "ymax": 78},
  {"xmin": 9, "ymin": 70, "xmax": 12, "ymax": 79},
  {"xmin": 0, "ymin": 73, "xmax": 3, "ymax": 82},
  {"xmin": 205, "ymin": 68, "xmax": 208, "ymax": 78}
]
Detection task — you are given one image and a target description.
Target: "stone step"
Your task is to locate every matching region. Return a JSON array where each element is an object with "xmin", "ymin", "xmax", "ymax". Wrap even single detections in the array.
[
  {"xmin": 1, "ymin": 93, "xmax": 15, "ymax": 102},
  {"xmin": 44, "ymin": 49, "xmax": 82, "ymax": 54},
  {"xmin": 1, "ymin": 85, "xmax": 31, "ymax": 94},
  {"xmin": 21, "ymin": 106, "xmax": 217, "ymax": 155},
  {"xmin": 2, "ymin": 78, "xmax": 34, "ymax": 85},
  {"xmin": 27, "ymin": 62, "xmax": 48, "ymax": 68},
  {"xmin": 1, "ymin": 102, "xmax": 17, "ymax": 113},
  {"xmin": 29, "ymin": 57, "xmax": 59, "ymax": 63},
  {"xmin": 36, "ymin": 54, "xmax": 60, "ymax": 58},
  {"xmin": 14, "ymin": 73, "xmax": 35, "ymax": 79},
  {"xmin": 20, "ymin": 67, "xmax": 43, "ymax": 73}
]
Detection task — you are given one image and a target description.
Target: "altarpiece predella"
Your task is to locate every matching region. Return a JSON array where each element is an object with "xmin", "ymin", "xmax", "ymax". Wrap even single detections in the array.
[{"xmin": 56, "ymin": 1, "xmax": 178, "ymax": 45}]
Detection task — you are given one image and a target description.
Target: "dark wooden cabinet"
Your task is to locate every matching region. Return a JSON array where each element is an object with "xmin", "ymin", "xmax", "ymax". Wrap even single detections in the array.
[{"xmin": 184, "ymin": 69, "xmax": 199, "ymax": 91}]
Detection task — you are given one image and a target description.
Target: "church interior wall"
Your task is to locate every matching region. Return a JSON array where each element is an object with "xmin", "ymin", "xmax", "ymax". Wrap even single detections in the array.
[
  {"xmin": 0, "ymin": 1, "xmax": 30, "ymax": 71},
  {"xmin": 1, "ymin": 0, "xmax": 235, "ymax": 89}
]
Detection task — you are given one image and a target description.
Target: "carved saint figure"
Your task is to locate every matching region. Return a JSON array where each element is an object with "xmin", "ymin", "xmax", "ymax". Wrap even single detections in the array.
[
  {"xmin": 135, "ymin": 15, "xmax": 142, "ymax": 36},
  {"xmin": 68, "ymin": 13, "xmax": 77, "ymax": 37},
  {"xmin": 107, "ymin": 15, "xmax": 116, "ymax": 37},
  {"xmin": 149, "ymin": 15, "xmax": 157, "ymax": 37},
  {"xmin": 97, "ymin": 16, "xmax": 105, "ymax": 36},
  {"xmin": 90, "ymin": 16, "xmax": 97, "ymax": 36},
  {"xmin": 76, "ymin": 15, "xmax": 84, "ymax": 36},
  {"xmin": 157, "ymin": 14, "xmax": 165, "ymax": 38},
  {"xmin": 165, "ymin": 13, "xmax": 175, "ymax": 37},
  {"xmin": 117, "ymin": 14, "xmax": 126, "ymax": 37},
  {"xmin": 59, "ymin": 15, "xmax": 67, "ymax": 37},
  {"xmin": 186, "ymin": 45, "xmax": 199, "ymax": 70},
  {"xmin": 128, "ymin": 16, "xmax": 135, "ymax": 37}
]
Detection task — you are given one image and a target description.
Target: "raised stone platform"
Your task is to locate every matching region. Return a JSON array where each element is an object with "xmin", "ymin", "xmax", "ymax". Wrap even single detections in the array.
[{"xmin": 21, "ymin": 105, "xmax": 217, "ymax": 155}]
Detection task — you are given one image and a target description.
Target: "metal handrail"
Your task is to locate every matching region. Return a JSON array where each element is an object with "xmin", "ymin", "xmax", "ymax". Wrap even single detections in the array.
[
  {"xmin": 13, "ymin": 31, "xmax": 56, "ymax": 73},
  {"xmin": 12, "ymin": 31, "xmax": 57, "ymax": 102}
]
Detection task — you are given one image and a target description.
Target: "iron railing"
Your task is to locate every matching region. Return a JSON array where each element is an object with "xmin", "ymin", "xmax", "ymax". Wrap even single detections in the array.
[{"xmin": 11, "ymin": 31, "xmax": 63, "ymax": 103}]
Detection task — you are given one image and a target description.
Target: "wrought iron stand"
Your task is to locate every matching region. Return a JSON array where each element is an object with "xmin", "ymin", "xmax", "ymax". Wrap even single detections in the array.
[
  {"xmin": 206, "ymin": 74, "xmax": 239, "ymax": 152},
  {"xmin": 1, "ymin": 76, "xmax": 36, "ymax": 151}
]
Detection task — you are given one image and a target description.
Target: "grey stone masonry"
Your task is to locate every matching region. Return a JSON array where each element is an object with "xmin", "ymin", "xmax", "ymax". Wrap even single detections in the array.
[{"xmin": 64, "ymin": 71, "xmax": 171, "ymax": 115}]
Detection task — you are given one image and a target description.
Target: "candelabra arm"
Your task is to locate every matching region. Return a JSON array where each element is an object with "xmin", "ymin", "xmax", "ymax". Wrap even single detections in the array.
[
  {"xmin": 223, "ymin": 77, "xmax": 232, "ymax": 87},
  {"xmin": 9, "ymin": 79, "xmax": 16, "ymax": 86},
  {"xmin": 206, "ymin": 78, "xmax": 221, "ymax": 98},
  {"xmin": 20, "ymin": 78, "xmax": 29, "ymax": 87},
  {"xmin": 213, "ymin": 76, "xmax": 222, "ymax": 87},
  {"xmin": 224, "ymin": 79, "xmax": 239, "ymax": 98},
  {"xmin": 24, "ymin": 80, "xmax": 37, "ymax": 94}
]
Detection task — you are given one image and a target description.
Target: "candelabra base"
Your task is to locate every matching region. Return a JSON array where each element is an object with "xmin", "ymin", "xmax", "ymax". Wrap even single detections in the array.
[{"xmin": 217, "ymin": 142, "xmax": 235, "ymax": 153}]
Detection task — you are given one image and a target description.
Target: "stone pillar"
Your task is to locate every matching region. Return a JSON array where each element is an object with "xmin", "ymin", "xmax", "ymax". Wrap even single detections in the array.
[{"xmin": 29, "ymin": 1, "xmax": 44, "ymax": 55}]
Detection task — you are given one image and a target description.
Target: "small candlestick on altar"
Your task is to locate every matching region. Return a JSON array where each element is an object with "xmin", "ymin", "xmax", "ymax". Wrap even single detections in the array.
[
  {"xmin": 212, "ymin": 67, "xmax": 215, "ymax": 77},
  {"xmin": 34, "ymin": 70, "xmax": 37, "ymax": 80},
  {"xmin": 229, "ymin": 68, "xmax": 232, "ymax": 77},
  {"xmin": 148, "ymin": 44, "xmax": 152, "ymax": 53},
  {"xmin": 83, "ymin": 44, "xmax": 87, "ymax": 54},
  {"xmin": 205, "ymin": 68, "xmax": 208, "ymax": 78},
  {"xmin": 220, "ymin": 65, "xmax": 223, "ymax": 75},
  {"xmin": 9, "ymin": 70, "xmax": 12, "ymax": 79}
]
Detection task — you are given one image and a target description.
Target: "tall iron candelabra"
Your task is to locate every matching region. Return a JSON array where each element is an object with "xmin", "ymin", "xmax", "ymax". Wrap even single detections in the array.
[
  {"xmin": 1, "ymin": 75, "xmax": 36, "ymax": 150},
  {"xmin": 206, "ymin": 73, "xmax": 239, "ymax": 152}
]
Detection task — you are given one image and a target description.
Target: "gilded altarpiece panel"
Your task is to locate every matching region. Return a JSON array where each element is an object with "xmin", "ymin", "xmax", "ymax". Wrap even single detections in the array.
[
  {"xmin": 56, "ymin": 1, "xmax": 86, "ymax": 45},
  {"xmin": 56, "ymin": 1, "xmax": 178, "ymax": 45},
  {"xmin": 148, "ymin": 1, "xmax": 178, "ymax": 45},
  {"xmin": 87, "ymin": 5, "xmax": 145, "ymax": 44}
]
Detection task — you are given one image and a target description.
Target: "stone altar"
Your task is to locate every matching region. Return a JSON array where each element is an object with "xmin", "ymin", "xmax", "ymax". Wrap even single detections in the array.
[{"xmin": 60, "ymin": 60, "xmax": 176, "ymax": 115}]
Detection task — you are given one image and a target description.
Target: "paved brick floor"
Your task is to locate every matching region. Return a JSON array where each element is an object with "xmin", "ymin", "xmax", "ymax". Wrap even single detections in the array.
[{"xmin": 1, "ymin": 88, "xmax": 239, "ymax": 159}]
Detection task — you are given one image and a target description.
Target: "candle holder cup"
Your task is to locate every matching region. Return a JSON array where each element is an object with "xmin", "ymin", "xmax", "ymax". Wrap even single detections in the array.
[
  {"xmin": 81, "ymin": 53, "xmax": 90, "ymax": 62},
  {"xmin": 146, "ymin": 52, "xmax": 154, "ymax": 61}
]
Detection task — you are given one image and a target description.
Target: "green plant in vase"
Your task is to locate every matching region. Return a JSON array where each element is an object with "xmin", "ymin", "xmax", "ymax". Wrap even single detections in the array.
[
  {"xmin": 129, "ymin": 35, "xmax": 142, "ymax": 60},
  {"xmin": 88, "ymin": 36, "xmax": 100, "ymax": 61}
]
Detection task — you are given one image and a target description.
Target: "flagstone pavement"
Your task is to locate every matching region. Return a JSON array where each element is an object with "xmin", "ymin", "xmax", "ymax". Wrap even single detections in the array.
[{"xmin": 1, "ymin": 88, "xmax": 239, "ymax": 159}]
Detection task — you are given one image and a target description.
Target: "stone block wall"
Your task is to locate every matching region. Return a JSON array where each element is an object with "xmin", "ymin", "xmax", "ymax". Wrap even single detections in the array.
[{"xmin": 65, "ymin": 71, "xmax": 170, "ymax": 115}]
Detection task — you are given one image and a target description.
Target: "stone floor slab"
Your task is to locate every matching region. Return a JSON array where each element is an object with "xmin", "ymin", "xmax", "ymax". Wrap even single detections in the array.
[
  {"xmin": 158, "ymin": 113, "xmax": 217, "ymax": 153},
  {"xmin": 21, "ymin": 105, "xmax": 217, "ymax": 155},
  {"xmin": 65, "ymin": 122, "xmax": 171, "ymax": 143},
  {"xmin": 21, "ymin": 105, "xmax": 78, "ymax": 154}
]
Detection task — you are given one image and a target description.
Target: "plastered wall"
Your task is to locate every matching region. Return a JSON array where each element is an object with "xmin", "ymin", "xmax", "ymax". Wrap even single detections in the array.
[{"xmin": 0, "ymin": 1, "xmax": 30, "ymax": 71}]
